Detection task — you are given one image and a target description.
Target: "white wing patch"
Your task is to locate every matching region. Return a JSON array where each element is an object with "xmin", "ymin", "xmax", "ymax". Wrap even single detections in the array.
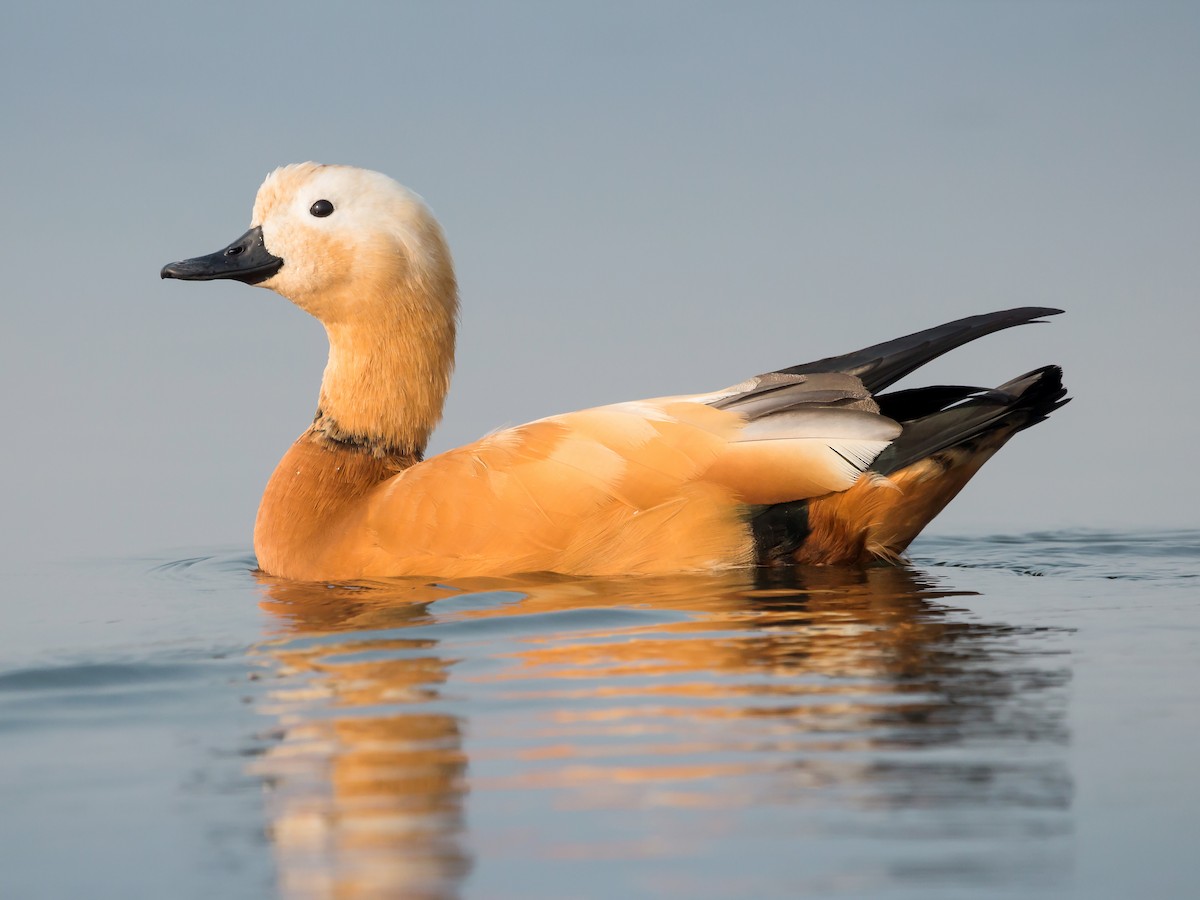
[
  {"xmin": 735, "ymin": 408, "xmax": 900, "ymax": 443},
  {"xmin": 707, "ymin": 407, "xmax": 901, "ymax": 503}
]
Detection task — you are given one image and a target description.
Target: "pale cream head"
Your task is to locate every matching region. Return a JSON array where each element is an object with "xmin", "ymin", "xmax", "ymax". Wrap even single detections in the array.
[{"xmin": 250, "ymin": 162, "xmax": 457, "ymax": 326}]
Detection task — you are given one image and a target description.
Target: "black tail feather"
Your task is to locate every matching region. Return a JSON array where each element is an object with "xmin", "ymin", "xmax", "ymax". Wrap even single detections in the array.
[
  {"xmin": 875, "ymin": 384, "xmax": 982, "ymax": 422},
  {"xmin": 870, "ymin": 365, "xmax": 1069, "ymax": 476}
]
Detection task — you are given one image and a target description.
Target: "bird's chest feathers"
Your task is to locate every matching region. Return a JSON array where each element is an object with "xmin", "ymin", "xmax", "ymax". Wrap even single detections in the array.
[{"xmin": 254, "ymin": 436, "xmax": 410, "ymax": 577}]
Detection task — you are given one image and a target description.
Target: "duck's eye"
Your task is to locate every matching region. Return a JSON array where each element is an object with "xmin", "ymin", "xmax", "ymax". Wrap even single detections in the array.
[{"xmin": 309, "ymin": 199, "xmax": 335, "ymax": 218}]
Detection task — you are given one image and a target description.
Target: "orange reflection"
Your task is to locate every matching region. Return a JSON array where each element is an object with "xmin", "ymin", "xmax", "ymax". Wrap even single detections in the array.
[
  {"xmin": 252, "ymin": 579, "xmax": 468, "ymax": 899},
  {"xmin": 250, "ymin": 564, "xmax": 1069, "ymax": 895}
]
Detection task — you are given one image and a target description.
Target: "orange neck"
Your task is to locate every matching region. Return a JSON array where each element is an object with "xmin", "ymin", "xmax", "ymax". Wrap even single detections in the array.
[{"xmin": 316, "ymin": 287, "xmax": 456, "ymax": 457}]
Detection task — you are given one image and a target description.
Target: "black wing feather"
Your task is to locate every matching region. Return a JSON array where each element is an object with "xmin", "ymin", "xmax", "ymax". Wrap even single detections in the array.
[{"xmin": 778, "ymin": 307, "xmax": 1063, "ymax": 394}]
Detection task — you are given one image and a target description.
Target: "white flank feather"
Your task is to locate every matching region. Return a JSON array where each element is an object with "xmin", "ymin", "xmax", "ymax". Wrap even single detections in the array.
[
  {"xmin": 735, "ymin": 408, "xmax": 901, "ymax": 443},
  {"xmin": 704, "ymin": 408, "xmax": 902, "ymax": 503}
]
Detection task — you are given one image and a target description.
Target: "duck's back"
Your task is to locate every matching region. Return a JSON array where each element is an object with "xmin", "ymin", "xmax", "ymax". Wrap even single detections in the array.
[{"xmin": 366, "ymin": 403, "xmax": 751, "ymax": 577}]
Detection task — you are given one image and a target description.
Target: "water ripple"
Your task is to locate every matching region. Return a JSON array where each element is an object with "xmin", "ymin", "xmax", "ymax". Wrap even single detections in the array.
[
  {"xmin": 913, "ymin": 529, "xmax": 1199, "ymax": 580},
  {"xmin": 149, "ymin": 550, "xmax": 259, "ymax": 586}
]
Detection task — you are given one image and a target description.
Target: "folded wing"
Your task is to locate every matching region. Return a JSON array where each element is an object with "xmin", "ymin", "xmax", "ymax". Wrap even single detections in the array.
[{"xmin": 363, "ymin": 381, "xmax": 900, "ymax": 575}]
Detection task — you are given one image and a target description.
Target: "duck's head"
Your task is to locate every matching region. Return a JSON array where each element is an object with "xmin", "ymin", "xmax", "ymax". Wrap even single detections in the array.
[{"xmin": 161, "ymin": 162, "xmax": 457, "ymax": 326}]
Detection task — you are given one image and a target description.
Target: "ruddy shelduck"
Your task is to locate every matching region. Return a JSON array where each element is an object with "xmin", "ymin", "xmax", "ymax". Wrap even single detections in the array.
[{"xmin": 162, "ymin": 163, "xmax": 1068, "ymax": 582}]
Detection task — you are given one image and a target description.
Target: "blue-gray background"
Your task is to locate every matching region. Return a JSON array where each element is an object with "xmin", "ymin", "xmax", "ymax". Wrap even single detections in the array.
[{"xmin": 3, "ymin": 1, "xmax": 1197, "ymax": 562}]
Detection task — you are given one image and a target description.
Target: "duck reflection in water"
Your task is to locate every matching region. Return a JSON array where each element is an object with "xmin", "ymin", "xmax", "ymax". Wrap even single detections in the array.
[{"xmin": 250, "ymin": 564, "xmax": 1071, "ymax": 897}]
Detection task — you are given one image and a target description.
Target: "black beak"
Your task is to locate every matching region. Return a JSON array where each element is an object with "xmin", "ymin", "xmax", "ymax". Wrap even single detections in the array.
[{"xmin": 160, "ymin": 226, "xmax": 284, "ymax": 284}]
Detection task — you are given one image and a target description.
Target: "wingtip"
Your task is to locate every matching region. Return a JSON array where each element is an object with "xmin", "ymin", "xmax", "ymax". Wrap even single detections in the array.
[{"xmin": 1019, "ymin": 306, "xmax": 1065, "ymax": 322}]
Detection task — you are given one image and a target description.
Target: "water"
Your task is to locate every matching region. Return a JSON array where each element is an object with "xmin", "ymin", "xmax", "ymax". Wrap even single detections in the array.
[{"xmin": 1, "ymin": 531, "xmax": 1197, "ymax": 899}]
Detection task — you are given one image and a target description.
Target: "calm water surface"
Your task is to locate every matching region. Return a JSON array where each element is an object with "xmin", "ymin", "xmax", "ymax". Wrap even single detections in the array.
[{"xmin": 1, "ymin": 530, "xmax": 1197, "ymax": 899}]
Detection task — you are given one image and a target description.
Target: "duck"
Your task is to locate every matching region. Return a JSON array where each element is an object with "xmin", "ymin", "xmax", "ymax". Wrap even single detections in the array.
[{"xmin": 161, "ymin": 162, "xmax": 1068, "ymax": 582}]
